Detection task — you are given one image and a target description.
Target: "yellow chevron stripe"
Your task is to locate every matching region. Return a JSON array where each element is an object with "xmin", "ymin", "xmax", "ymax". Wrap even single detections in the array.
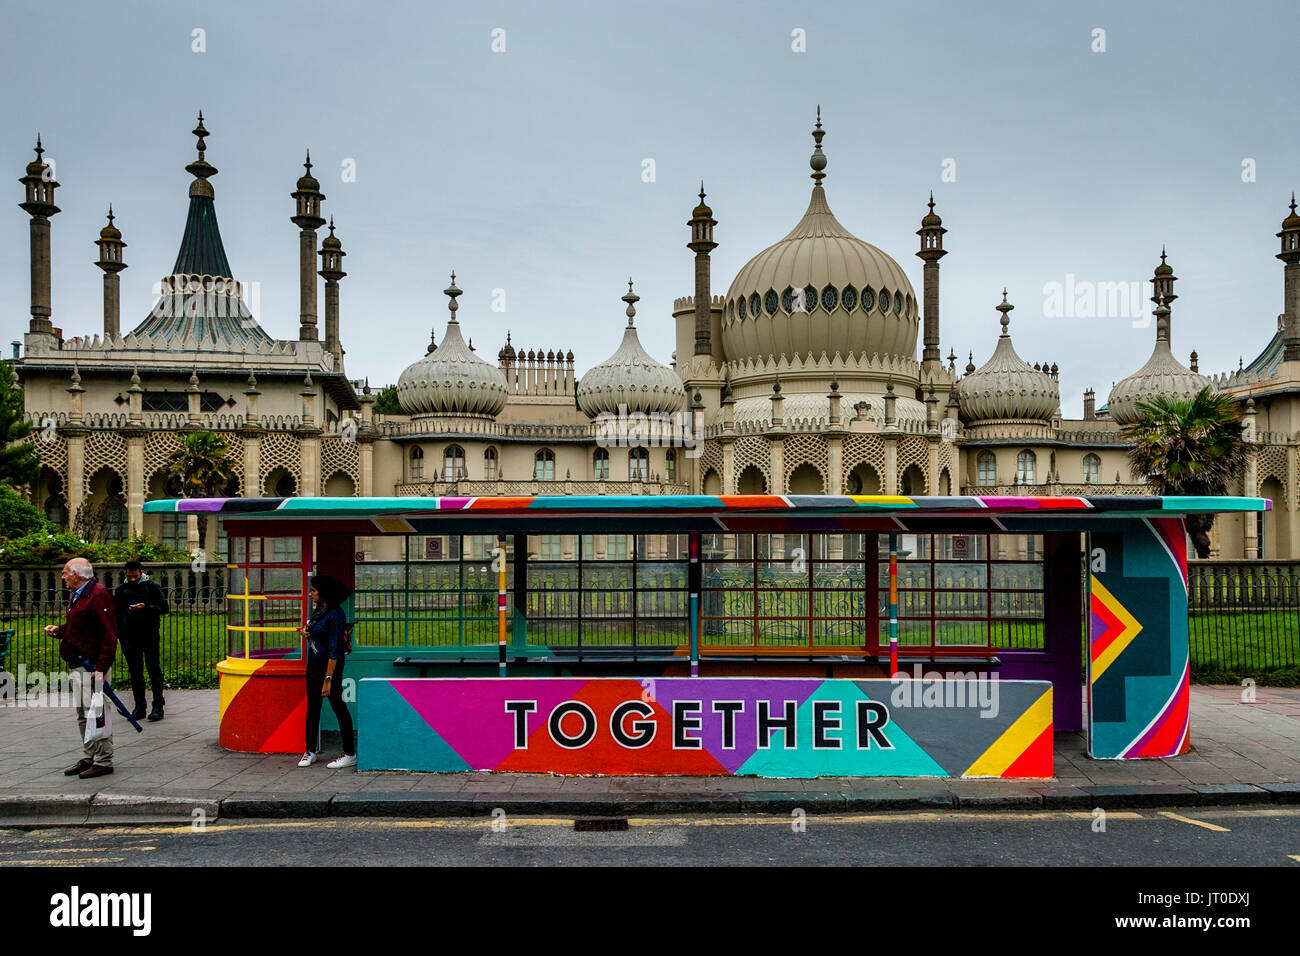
[
  {"xmin": 848, "ymin": 495, "xmax": 915, "ymax": 506},
  {"xmin": 962, "ymin": 688, "xmax": 1053, "ymax": 777},
  {"xmin": 1090, "ymin": 575, "xmax": 1143, "ymax": 685},
  {"xmin": 373, "ymin": 516, "xmax": 412, "ymax": 533}
]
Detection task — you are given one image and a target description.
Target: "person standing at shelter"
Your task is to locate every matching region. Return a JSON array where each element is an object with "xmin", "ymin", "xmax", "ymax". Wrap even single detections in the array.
[
  {"xmin": 44, "ymin": 557, "xmax": 119, "ymax": 779},
  {"xmin": 113, "ymin": 560, "xmax": 169, "ymax": 721},
  {"xmin": 297, "ymin": 574, "xmax": 356, "ymax": 769}
]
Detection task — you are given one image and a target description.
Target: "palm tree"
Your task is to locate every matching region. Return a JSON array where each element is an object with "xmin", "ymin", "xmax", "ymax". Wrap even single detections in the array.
[
  {"xmin": 1122, "ymin": 387, "xmax": 1248, "ymax": 559},
  {"xmin": 165, "ymin": 431, "xmax": 234, "ymax": 551}
]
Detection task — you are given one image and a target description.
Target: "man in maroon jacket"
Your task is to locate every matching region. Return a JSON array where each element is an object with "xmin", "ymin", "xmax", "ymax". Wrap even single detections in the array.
[{"xmin": 44, "ymin": 557, "xmax": 119, "ymax": 778}]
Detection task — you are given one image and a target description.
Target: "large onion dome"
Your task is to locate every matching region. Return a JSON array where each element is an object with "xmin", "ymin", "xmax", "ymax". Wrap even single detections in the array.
[
  {"xmin": 396, "ymin": 273, "xmax": 508, "ymax": 417},
  {"xmin": 956, "ymin": 292, "xmax": 1059, "ymax": 423},
  {"xmin": 1107, "ymin": 297, "xmax": 1211, "ymax": 426},
  {"xmin": 577, "ymin": 281, "xmax": 686, "ymax": 417},
  {"xmin": 722, "ymin": 109, "xmax": 918, "ymax": 364}
]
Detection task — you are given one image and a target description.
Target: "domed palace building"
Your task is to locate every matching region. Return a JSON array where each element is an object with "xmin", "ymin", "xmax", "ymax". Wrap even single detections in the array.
[{"xmin": 10, "ymin": 113, "xmax": 1300, "ymax": 559}]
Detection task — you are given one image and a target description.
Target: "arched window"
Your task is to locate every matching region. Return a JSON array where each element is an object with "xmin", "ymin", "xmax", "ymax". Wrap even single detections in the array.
[
  {"xmin": 105, "ymin": 499, "xmax": 127, "ymax": 544},
  {"xmin": 484, "ymin": 447, "xmax": 498, "ymax": 480},
  {"xmin": 443, "ymin": 444, "xmax": 465, "ymax": 481},
  {"xmin": 629, "ymin": 447, "xmax": 649, "ymax": 482},
  {"xmin": 665, "ymin": 449, "xmax": 676, "ymax": 483},
  {"xmin": 977, "ymin": 451, "xmax": 997, "ymax": 487},
  {"xmin": 534, "ymin": 449, "xmax": 555, "ymax": 481},
  {"xmin": 593, "ymin": 447, "xmax": 609, "ymax": 480},
  {"xmin": 409, "ymin": 446, "xmax": 424, "ymax": 481},
  {"xmin": 1083, "ymin": 454, "xmax": 1101, "ymax": 484},
  {"xmin": 1016, "ymin": 450, "xmax": 1036, "ymax": 485}
]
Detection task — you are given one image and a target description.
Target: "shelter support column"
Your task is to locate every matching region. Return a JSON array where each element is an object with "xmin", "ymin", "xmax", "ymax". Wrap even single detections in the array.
[
  {"xmin": 512, "ymin": 533, "xmax": 528, "ymax": 651},
  {"xmin": 1243, "ymin": 444, "xmax": 1259, "ymax": 559},
  {"xmin": 1087, "ymin": 518, "xmax": 1191, "ymax": 759}
]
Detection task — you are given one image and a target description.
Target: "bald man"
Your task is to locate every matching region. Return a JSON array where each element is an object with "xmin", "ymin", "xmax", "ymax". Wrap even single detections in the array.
[{"xmin": 44, "ymin": 558, "xmax": 119, "ymax": 778}]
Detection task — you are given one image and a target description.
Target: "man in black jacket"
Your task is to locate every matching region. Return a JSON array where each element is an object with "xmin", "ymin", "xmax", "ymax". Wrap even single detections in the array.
[{"xmin": 113, "ymin": 561, "xmax": 169, "ymax": 721}]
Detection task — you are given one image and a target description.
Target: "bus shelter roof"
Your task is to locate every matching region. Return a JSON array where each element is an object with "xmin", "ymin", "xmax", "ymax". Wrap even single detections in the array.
[{"xmin": 145, "ymin": 494, "xmax": 1270, "ymax": 536}]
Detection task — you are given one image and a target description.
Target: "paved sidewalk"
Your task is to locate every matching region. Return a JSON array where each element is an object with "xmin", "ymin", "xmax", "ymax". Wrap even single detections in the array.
[{"xmin": 2, "ymin": 687, "xmax": 1298, "ymax": 823}]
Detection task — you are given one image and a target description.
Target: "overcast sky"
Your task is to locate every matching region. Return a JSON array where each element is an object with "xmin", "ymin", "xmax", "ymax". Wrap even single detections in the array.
[{"xmin": 2, "ymin": 0, "xmax": 1295, "ymax": 416}]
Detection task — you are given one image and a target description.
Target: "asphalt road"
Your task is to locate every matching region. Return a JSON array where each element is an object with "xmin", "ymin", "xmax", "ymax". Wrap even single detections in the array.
[{"xmin": 3, "ymin": 807, "xmax": 1300, "ymax": 867}]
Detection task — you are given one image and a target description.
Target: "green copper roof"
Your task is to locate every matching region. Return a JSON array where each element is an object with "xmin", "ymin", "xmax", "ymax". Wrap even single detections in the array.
[{"xmin": 171, "ymin": 194, "xmax": 233, "ymax": 277}]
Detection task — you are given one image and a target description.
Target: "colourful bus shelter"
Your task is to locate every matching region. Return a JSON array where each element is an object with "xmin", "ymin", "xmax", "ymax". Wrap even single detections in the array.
[{"xmin": 145, "ymin": 494, "xmax": 1269, "ymax": 779}]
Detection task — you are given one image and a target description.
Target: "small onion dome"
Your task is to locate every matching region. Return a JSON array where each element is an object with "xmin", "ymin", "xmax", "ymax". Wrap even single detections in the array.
[
  {"xmin": 955, "ymin": 291, "xmax": 1059, "ymax": 423},
  {"xmin": 321, "ymin": 221, "xmax": 342, "ymax": 251},
  {"xmin": 1107, "ymin": 298, "xmax": 1211, "ymax": 426},
  {"xmin": 1154, "ymin": 248, "xmax": 1173, "ymax": 276},
  {"xmin": 498, "ymin": 331, "xmax": 516, "ymax": 363},
  {"xmin": 99, "ymin": 206, "xmax": 122, "ymax": 240},
  {"xmin": 692, "ymin": 183, "xmax": 713, "ymax": 219},
  {"xmin": 25, "ymin": 136, "xmax": 49, "ymax": 177},
  {"xmin": 1282, "ymin": 194, "xmax": 1300, "ymax": 232},
  {"xmin": 920, "ymin": 192, "xmax": 942, "ymax": 227},
  {"xmin": 396, "ymin": 273, "xmax": 508, "ymax": 417},
  {"xmin": 296, "ymin": 151, "xmax": 321, "ymax": 191},
  {"xmin": 577, "ymin": 280, "xmax": 686, "ymax": 418}
]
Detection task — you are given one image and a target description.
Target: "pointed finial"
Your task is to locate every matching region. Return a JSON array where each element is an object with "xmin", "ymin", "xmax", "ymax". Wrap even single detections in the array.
[
  {"xmin": 304, "ymin": 149, "xmax": 312, "ymax": 174},
  {"xmin": 106, "ymin": 205, "xmax": 115, "ymax": 226},
  {"xmin": 699, "ymin": 181, "xmax": 706, "ymax": 203},
  {"xmin": 1292, "ymin": 192, "xmax": 1297, "ymax": 215},
  {"xmin": 70, "ymin": 364, "xmax": 81, "ymax": 387},
  {"xmin": 622, "ymin": 278, "xmax": 639, "ymax": 326},
  {"xmin": 34, "ymin": 134, "xmax": 44, "ymax": 162},
  {"xmin": 129, "ymin": 366, "xmax": 140, "ymax": 387},
  {"xmin": 1160, "ymin": 245, "xmax": 1167, "ymax": 265},
  {"xmin": 772, "ymin": 375, "xmax": 782, "ymax": 396},
  {"xmin": 966, "ymin": 351, "xmax": 976, "ymax": 374},
  {"xmin": 830, "ymin": 376, "xmax": 839, "ymax": 393},
  {"xmin": 445, "ymin": 271, "xmax": 462, "ymax": 319},
  {"xmin": 996, "ymin": 289, "xmax": 1014, "ymax": 333},
  {"xmin": 246, "ymin": 369, "xmax": 258, "ymax": 389},
  {"xmin": 506, "ymin": 331, "xmax": 512, "ymax": 345},
  {"xmin": 928, "ymin": 190, "xmax": 935, "ymax": 213},
  {"xmin": 327, "ymin": 216, "xmax": 335, "ymax": 237},
  {"xmin": 810, "ymin": 106, "xmax": 827, "ymax": 185}
]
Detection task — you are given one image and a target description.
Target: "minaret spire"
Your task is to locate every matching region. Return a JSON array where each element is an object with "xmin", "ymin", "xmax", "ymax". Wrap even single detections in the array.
[
  {"xmin": 1277, "ymin": 192, "xmax": 1300, "ymax": 361},
  {"xmin": 687, "ymin": 182, "xmax": 717, "ymax": 357},
  {"xmin": 95, "ymin": 205, "xmax": 128, "ymax": 338},
  {"xmin": 291, "ymin": 149, "xmax": 326, "ymax": 342},
  {"xmin": 317, "ymin": 215, "xmax": 347, "ymax": 367},
  {"xmin": 20, "ymin": 134, "xmax": 61, "ymax": 342},
  {"xmin": 917, "ymin": 191, "xmax": 948, "ymax": 374}
]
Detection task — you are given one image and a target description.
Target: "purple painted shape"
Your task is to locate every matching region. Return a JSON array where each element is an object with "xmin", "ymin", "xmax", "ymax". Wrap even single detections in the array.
[
  {"xmin": 391, "ymin": 678, "xmax": 585, "ymax": 770},
  {"xmin": 648, "ymin": 679, "xmax": 821, "ymax": 774},
  {"xmin": 978, "ymin": 496, "xmax": 1042, "ymax": 509},
  {"xmin": 438, "ymin": 497, "xmax": 472, "ymax": 510},
  {"xmin": 176, "ymin": 498, "xmax": 228, "ymax": 512}
]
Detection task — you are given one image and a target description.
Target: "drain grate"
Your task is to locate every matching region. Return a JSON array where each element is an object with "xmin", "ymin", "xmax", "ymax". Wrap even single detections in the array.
[{"xmin": 573, "ymin": 817, "xmax": 629, "ymax": 832}]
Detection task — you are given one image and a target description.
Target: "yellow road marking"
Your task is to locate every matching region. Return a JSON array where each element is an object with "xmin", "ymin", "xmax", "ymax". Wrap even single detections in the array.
[
  {"xmin": 6, "ymin": 857, "xmax": 125, "ymax": 865},
  {"xmin": 1159, "ymin": 811, "xmax": 1230, "ymax": 832}
]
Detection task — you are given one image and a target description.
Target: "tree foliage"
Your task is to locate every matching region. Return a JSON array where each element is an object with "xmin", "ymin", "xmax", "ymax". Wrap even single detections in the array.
[
  {"xmin": 1122, "ymin": 387, "xmax": 1248, "ymax": 558},
  {"xmin": 0, "ymin": 360, "xmax": 40, "ymax": 489},
  {"xmin": 371, "ymin": 384, "xmax": 401, "ymax": 415}
]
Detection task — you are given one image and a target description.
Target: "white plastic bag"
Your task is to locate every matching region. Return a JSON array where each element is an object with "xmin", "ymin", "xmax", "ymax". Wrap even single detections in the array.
[{"xmin": 84, "ymin": 690, "xmax": 106, "ymax": 743}]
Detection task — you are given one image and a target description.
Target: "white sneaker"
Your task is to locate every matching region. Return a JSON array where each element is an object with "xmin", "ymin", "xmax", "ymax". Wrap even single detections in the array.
[
  {"xmin": 327, "ymin": 753, "xmax": 357, "ymax": 769},
  {"xmin": 297, "ymin": 752, "xmax": 316, "ymax": 768}
]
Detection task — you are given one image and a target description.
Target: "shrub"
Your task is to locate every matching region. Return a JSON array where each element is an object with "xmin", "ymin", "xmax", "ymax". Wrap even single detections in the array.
[{"xmin": 0, "ymin": 482, "xmax": 51, "ymax": 540}]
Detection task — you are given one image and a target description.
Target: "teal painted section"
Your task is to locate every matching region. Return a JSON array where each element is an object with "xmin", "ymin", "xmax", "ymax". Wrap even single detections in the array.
[
  {"xmin": 358, "ymin": 679, "xmax": 470, "ymax": 772},
  {"xmin": 736, "ymin": 680, "xmax": 948, "ymax": 778}
]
